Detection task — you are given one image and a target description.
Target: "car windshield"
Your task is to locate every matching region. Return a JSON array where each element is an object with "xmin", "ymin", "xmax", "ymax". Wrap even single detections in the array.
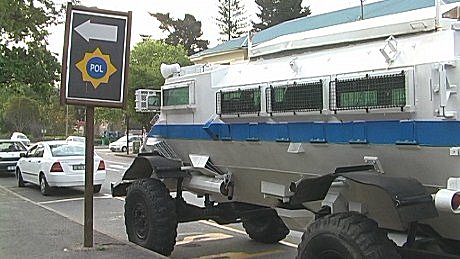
[
  {"xmin": 50, "ymin": 143, "xmax": 85, "ymax": 157},
  {"xmin": 0, "ymin": 141, "xmax": 27, "ymax": 152}
]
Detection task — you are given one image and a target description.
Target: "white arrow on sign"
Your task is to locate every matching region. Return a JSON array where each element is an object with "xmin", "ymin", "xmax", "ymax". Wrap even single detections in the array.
[{"xmin": 74, "ymin": 20, "xmax": 118, "ymax": 42}]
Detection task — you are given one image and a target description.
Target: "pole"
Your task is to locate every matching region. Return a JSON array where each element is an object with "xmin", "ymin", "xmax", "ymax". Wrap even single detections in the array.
[
  {"xmin": 65, "ymin": 105, "xmax": 69, "ymax": 137},
  {"xmin": 126, "ymin": 114, "xmax": 130, "ymax": 155},
  {"xmin": 84, "ymin": 106, "xmax": 95, "ymax": 247}
]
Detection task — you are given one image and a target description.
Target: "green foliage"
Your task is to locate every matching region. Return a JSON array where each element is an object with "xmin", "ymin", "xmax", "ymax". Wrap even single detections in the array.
[
  {"xmin": 0, "ymin": 0, "xmax": 64, "ymax": 136},
  {"xmin": 216, "ymin": 0, "xmax": 249, "ymax": 41},
  {"xmin": 0, "ymin": 0, "xmax": 60, "ymax": 45},
  {"xmin": 3, "ymin": 96, "xmax": 41, "ymax": 134},
  {"xmin": 150, "ymin": 12, "xmax": 209, "ymax": 55},
  {"xmin": 253, "ymin": 0, "xmax": 311, "ymax": 31},
  {"xmin": 127, "ymin": 40, "xmax": 191, "ymax": 127}
]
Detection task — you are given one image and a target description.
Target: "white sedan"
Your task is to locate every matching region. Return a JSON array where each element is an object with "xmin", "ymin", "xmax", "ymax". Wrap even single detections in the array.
[{"xmin": 16, "ymin": 140, "xmax": 106, "ymax": 196}]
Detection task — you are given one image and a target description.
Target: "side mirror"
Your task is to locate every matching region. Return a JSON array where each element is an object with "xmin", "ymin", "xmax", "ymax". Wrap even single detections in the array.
[{"xmin": 20, "ymin": 153, "xmax": 27, "ymax": 157}]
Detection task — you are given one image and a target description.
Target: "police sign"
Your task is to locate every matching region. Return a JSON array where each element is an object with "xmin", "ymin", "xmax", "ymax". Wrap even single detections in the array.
[{"xmin": 61, "ymin": 4, "xmax": 131, "ymax": 108}]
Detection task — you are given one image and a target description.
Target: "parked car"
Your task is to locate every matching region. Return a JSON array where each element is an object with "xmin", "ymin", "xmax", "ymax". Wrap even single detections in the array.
[
  {"xmin": 0, "ymin": 140, "xmax": 28, "ymax": 173},
  {"xmin": 16, "ymin": 140, "xmax": 106, "ymax": 195},
  {"xmin": 10, "ymin": 132, "xmax": 30, "ymax": 146},
  {"xmin": 109, "ymin": 135, "xmax": 142, "ymax": 152},
  {"xmin": 66, "ymin": 136, "xmax": 85, "ymax": 144}
]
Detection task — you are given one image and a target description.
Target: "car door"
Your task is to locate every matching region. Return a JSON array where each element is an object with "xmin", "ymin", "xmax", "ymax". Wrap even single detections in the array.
[
  {"xmin": 19, "ymin": 145, "xmax": 38, "ymax": 183},
  {"xmin": 21, "ymin": 145, "xmax": 44, "ymax": 184}
]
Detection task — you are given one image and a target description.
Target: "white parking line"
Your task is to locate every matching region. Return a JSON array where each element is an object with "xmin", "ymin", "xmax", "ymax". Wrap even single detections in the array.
[
  {"xmin": 198, "ymin": 220, "xmax": 298, "ymax": 248},
  {"xmin": 38, "ymin": 194, "xmax": 113, "ymax": 205}
]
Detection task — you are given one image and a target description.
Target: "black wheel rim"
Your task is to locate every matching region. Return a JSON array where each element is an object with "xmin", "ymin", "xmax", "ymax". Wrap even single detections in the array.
[{"xmin": 133, "ymin": 201, "xmax": 148, "ymax": 240}]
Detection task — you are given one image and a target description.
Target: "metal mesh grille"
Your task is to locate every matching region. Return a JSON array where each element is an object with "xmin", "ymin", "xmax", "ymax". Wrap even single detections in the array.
[
  {"xmin": 330, "ymin": 72, "xmax": 406, "ymax": 111},
  {"xmin": 216, "ymin": 88, "xmax": 261, "ymax": 115},
  {"xmin": 266, "ymin": 81, "xmax": 323, "ymax": 113}
]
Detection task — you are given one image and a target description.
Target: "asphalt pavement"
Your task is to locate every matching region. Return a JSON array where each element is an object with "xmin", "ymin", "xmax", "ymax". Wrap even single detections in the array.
[{"xmin": 0, "ymin": 184, "xmax": 165, "ymax": 259}]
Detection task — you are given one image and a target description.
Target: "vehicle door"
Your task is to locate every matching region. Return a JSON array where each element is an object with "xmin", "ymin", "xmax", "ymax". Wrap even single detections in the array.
[{"xmin": 20, "ymin": 145, "xmax": 45, "ymax": 184}]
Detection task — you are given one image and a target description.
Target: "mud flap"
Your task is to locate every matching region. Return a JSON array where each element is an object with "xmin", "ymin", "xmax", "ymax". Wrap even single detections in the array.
[{"xmin": 289, "ymin": 165, "xmax": 438, "ymax": 223}]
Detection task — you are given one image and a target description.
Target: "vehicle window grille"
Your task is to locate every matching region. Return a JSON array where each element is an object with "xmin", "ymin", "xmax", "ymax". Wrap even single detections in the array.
[
  {"xmin": 266, "ymin": 81, "xmax": 323, "ymax": 113},
  {"xmin": 330, "ymin": 72, "xmax": 406, "ymax": 111},
  {"xmin": 216, "ymin": 88, "xmax": 261, "ymax": 115}
]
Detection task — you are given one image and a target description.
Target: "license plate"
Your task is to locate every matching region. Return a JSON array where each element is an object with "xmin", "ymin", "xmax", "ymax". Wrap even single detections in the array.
[
  {"xmin": 7, "ymin": 166, "xmax": 15, "ymax": 171},
  {"xmin": 73, "ymin": 164, "xmax": 85, "ymax": 170}
]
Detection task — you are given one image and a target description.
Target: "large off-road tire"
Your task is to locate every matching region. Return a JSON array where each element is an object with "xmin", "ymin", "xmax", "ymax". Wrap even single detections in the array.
[
  {"xmin": 297, "ymin": 212, "xmax": 401, "ymax": 259},
  {"xmin": 242, "ymin": 209, "xmax": 289, "ymax": 243},
  {"xmin": 124, "ymin": 178, "xmax": 177, "ymax": 256}
]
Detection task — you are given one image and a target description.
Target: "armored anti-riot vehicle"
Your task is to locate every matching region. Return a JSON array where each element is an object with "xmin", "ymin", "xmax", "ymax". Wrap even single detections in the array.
[{"xmin": 113, "ymin": 1, "xmax": 460, "ymax": 258}]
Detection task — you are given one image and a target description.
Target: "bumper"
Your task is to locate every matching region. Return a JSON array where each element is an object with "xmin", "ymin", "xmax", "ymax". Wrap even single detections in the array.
[
  {"xmin": 46, "ymin": 171, "xmax": 106, "ymax": 187},
  {"xmin": 0, "ymin": 162, "xmax": 18, "ymax": 172}
]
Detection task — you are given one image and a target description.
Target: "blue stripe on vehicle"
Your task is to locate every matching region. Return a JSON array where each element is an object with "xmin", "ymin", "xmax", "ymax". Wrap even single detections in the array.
[{"xmin": 148, "ymin": 120, "xmax": 460, "ymax": 147}]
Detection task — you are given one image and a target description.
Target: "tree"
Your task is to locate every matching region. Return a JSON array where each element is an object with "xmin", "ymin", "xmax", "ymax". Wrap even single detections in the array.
[
  {"xmin": 127, "ymin": 39, "xmax": 191, "ymax": 128},
  {"xmin": 150, "ymin": 12, "xmax": 209, "ymax": 55},
  {"xmin": 0, "ymin": 0, "xmax": 67, "ymax": 135},
  {"xmin": 3, "ymin": 96, "xmax": 41, "ymax": 134},
  {"xmin": 216, "ymin": 0, "xmax": 249, "ymax": 41},
  {"xmin": 253, "ymin": 0, "xmax": 311, "ymax": 31}
]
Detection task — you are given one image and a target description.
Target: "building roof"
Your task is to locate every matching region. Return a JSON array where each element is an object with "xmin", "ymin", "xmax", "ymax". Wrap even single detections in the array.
[{"xmin": 192, "ymin": 0, "xmax": 460, "ymax": 59}]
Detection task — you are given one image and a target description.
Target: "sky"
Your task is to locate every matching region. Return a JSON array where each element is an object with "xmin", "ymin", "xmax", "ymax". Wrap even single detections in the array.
[{"xmin": 48, "ymin": 0, "xmax": 381, "ymax": 59}]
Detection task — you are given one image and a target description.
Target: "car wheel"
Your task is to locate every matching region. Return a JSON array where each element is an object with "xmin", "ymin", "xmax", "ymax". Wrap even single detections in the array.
[
  {"xmin": 121, "ymin": 146, "xmax": 127, "ymax": 152},
  {"xmin": 94, "ymin": 184, "xmax": 102, "ymax": 193},
  {"xmin": 16, "ymin": 168, "xmax": 25, "ymax": 187},
  {"xmin": 125, "ymin": 178, "xmax": 177, "ymax": 256},
  {"xmin": 296, "ymin": 212, "xmax": 400, "ymax": 259},
  {"xmin": 242, "ymin": 209, "xmax": 289, "ymax": 243},
  {"xmin": 39, "ymin": 174, "xmax": 51, "ymax": 196}
]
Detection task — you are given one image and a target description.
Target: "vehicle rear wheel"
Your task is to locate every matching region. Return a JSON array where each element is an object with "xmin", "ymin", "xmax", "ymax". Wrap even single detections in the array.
[
  {"xmin": 93, "ymin": 184, "xmax": 102, "ymax": 193},
  {"xmin": 242, "ymin": 209, "xmax": 289, "ymax": 243},
  {"xmin": 16, "ymin": 168, "xmax": 25, "ymax": 187},
  {"xmin": 125, "ymin": 178, "xmax": 177, "ymax": 256},
  {"xmin": 121, "ymin": 146, "xmax": 127, "ymax": 152},
  {"xmin": 297, "ymin": 212, "xmax": 401, "ymax": 259},
  {"xmin": 39, "ymin": 174, "xmax": 51, "ymax": 196}
]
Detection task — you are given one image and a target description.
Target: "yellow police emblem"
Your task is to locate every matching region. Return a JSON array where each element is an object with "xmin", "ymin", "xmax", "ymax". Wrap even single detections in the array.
[{"xmin": 76, "ymin": 48, "xmax": 117, "ymax": 88}]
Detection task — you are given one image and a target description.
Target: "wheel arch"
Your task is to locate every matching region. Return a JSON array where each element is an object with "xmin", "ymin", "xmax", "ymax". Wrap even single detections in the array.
[
  {"xmin": 288, "ymin": 165, "xmax": 438, "ymax": 230},
  {"xmin": 112, "ymin": 154, "xmax": 187, "ymax": 197}
]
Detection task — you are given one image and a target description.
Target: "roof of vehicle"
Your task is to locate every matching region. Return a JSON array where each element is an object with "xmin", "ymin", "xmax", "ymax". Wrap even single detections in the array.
[
  {"xmin": 34, "ymin": 140, "xmax": 81, "ymax": 146},
  {"xmin": 66, "ymin": 136, "xmax": 85, "ymax": 142},
  {"xmin": 0, "ymin": 139, "xmax": 24, "ymax": 143},
  {"xmin": 11, "ymin": 132, "xmax": 29, "ymax": 138},
  {"xmin": 192, "ymin": 0, "xmax": 460, "ymax": 58}
]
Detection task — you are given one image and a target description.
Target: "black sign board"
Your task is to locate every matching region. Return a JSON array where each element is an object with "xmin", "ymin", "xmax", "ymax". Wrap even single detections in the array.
[{"xmin": 61, "ymin": 4, "xmax": 131, "ymax": 108}]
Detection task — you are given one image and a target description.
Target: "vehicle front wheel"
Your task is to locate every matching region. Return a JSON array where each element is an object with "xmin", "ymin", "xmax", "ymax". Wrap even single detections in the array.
[
  {"xmin": 121, "ymin": 146, "xmax": 127, "ymax": 152},
  {"xmin": 124, "ymin": 178, "xmax": 177, "ymax": 256},
  {"xmin": 16, "ymin": 168, "xmax": 25, "ymax": 187},
  {"xmin": 297, "ymin": 212, "xmax": 401, "ymax": 259},
  {"xmin": 242, "ymin": 209, "xmax": 289, "ymax": 243},
  {"xmin": 39, "ymin": 174, "xmax": 52, "ymax": 196}
]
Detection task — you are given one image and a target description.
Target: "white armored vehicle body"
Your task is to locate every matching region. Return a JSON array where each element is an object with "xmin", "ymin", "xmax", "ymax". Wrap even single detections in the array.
[{"xmin": 114, "ymin": 1, "xmax": 460, "ymax": 257}]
